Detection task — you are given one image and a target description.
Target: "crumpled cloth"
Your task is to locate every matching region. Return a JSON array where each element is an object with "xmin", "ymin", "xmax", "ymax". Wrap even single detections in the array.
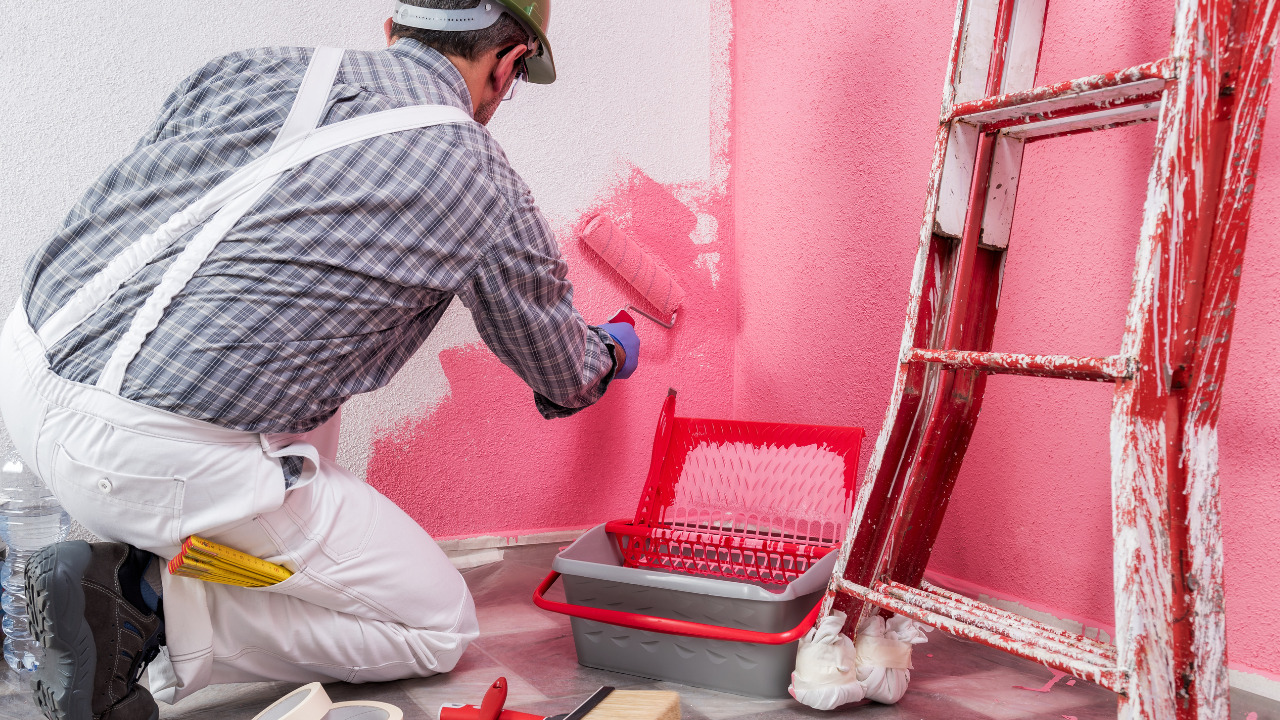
[{"xmin": 789, "ymin": 610, "xmax": 932, "ymax": 710}]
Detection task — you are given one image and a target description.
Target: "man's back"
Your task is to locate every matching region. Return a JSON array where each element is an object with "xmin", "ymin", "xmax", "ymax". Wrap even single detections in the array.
[{"xmin": 23, "ymin": 39, "xmax": 596, "ymax": 434}]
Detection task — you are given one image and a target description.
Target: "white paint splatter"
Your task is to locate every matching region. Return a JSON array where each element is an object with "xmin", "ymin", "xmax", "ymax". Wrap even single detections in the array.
[
  {"xmin": 690, "ymin": 212, "xmax": 719, "ymax": 245},
  {"xmin": 695, "ymin": 251, "xmax": 721, "ymax": 287}
]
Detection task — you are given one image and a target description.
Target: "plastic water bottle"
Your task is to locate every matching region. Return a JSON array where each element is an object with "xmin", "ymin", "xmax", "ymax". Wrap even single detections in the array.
[{"xmin": 0, "ymin": 451, "xmax": 69, "ymax": 680}]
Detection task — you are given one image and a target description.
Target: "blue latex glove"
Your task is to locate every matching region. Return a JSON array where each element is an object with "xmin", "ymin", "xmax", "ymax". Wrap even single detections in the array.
[{"xmin": 599, "ymin": 322, "xmax": 640, "ymax": 379}]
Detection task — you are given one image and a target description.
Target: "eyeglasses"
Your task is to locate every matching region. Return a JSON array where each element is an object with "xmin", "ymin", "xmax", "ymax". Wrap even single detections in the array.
[{"xmin": 497, "ymin": 40, "xmax": 535, "ymax": 101}]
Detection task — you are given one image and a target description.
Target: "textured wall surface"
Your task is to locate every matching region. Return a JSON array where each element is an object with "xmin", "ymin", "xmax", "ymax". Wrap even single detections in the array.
[
  {"xmin": 733, "ymin": 0, "xmax": 1280, "ymax": 682},
  {"xmin": 1, "ymin": 0, "xmax": 382, "ymax": 306}
]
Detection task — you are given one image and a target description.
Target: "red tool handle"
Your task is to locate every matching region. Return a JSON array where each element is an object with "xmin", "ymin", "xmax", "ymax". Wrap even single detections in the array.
[
  {"xmin": 439, "ymin": 707, "xmax": 544, "ymax": 720},
  {"xmin": 479, "ymin": 678, "xmax": 507, "ymax": 720},
  {"xmin": 439, "ymin": 677, "xmax": 544, "ymax": 720},
  {"xmin": 608, "ymin": 309, "xmax": 636, "ymax": 326},
  {"xmin": 533, "ymin": 571, "xmax": 821, "ymax": 644}
]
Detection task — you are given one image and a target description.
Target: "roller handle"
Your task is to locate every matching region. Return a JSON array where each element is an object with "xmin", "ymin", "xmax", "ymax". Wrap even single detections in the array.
[{"xmin": 533, "ymin": 571, "xmax": 820, "ymax": 645}]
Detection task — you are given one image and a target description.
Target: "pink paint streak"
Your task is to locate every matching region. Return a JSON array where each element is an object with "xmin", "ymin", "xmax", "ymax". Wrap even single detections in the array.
[{"xmin": 1014, "ymin": 670, "xmax": 1066, "ymax": 693}]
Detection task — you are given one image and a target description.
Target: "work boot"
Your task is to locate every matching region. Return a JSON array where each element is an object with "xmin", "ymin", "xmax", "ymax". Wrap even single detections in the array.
[{"xmin": 25, "ymin": 542, "xmax": 165, "ymax": 720}]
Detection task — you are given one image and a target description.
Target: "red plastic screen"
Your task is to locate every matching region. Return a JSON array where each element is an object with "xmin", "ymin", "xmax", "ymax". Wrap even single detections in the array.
[{"xmin": 606, "ymin": 390, "xmax": 864, "ymax": 586}]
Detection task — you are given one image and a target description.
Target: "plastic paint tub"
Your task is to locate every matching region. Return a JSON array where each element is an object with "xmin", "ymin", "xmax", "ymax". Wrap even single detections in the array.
[{"xmin": 534, "ymin": 524, "xmax": 836, "ymax": 698}]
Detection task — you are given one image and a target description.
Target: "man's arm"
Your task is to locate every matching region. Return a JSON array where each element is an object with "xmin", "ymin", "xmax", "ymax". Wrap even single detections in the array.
[{"xmin": 455, "ymin": 196, "xmax": 622, "ymax": 419}]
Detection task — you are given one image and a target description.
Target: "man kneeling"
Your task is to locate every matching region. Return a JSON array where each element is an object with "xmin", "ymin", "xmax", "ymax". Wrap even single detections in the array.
[{"xmin": 1, "ymin": 1, "xmax": 639, "ymax": 717}]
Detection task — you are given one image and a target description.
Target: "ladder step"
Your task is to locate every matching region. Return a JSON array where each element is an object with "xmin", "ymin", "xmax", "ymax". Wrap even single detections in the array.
[
  {"xmin": 948, "ymin": 58, "xmax": 1174, "ymax": 139},
  {"xmin": 918, "ymin": 581, "xmax": 1116, "ymax": 657},
  {"xmin": 905, "ymin": 349, "xmax": 1133, "ymax": 382},
  {"xmin": 838, "ymin": 579, "xmax": 1125, "ymax": 692},
  {"xmin": 880, "ymin": 580, "xmax": 1116, "ymax": 666}
]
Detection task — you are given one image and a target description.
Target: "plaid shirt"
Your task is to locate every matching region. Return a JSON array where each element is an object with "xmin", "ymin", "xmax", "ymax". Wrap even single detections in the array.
[{"xmin": 22, "ymin": 39, "xmax": 616, "ymax": 434}]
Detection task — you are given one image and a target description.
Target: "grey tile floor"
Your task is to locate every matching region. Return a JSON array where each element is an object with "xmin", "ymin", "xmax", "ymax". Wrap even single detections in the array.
[{"xmin": 0, "ymin": 543, "xmax": 1275, "ymax": 719}]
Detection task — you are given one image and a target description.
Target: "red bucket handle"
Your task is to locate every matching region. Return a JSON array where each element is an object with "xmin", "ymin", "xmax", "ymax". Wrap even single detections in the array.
[{"xmin": 532, "ymin": 571, "xmax": 821, "ymax": 645}]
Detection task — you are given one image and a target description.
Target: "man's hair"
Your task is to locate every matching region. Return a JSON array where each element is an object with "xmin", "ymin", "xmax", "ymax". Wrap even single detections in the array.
[{"xmin": 391, "ymin": 0, "xmax": 533, "ymax": 62}]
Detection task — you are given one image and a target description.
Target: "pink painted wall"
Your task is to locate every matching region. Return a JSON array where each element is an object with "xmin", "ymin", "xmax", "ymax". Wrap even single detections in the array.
[
  {"xmin": 360, "ymin": 0, "xmax": 1280, "ymax": 682},
  {"xmin": 733, "ymin": 0, "xmax": 1280, "ymax": 681}
]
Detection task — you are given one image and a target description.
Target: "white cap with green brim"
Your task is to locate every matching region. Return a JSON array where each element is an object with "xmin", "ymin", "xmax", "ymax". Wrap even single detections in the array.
[
  {"xmin": 390, "ymin": 0, "xmax": 556, "ymax": 84},
  {"xmin": 391, "ymin": 1, "xmax": 506, "ymax": 31}
]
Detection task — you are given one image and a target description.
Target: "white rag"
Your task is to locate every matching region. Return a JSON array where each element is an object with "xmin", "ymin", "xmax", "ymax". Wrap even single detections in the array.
[{"xmin": 789, "ymin": 610, "xmax": 932, "ymax": 710}]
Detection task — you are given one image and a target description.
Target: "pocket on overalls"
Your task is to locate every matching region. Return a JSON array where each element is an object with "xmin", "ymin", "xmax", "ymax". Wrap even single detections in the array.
[{"xmin": 51, "ymin": 443, "xmax": 185, "ymax": 550}]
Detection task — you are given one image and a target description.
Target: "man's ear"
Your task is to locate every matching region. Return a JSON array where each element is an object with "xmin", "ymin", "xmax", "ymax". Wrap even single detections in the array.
[
  {"xmin": 384, "ymin": 17, "xmax": 395, "ymax": 47},
  {"xmin": 491, "ymin": 43, "xmax": 528, "ymax": 92}
]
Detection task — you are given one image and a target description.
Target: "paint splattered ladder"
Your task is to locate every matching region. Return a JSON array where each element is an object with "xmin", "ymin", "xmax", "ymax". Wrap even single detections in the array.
[{"xmin": 819, "ymin": 1, "xmax": 1279, "ymax": 718}]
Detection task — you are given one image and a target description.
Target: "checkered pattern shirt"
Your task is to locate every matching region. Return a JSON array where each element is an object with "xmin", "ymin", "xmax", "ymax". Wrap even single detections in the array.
[{"xmin": 22, "ymin": 39, "xmax": 616, "ymax": 433}]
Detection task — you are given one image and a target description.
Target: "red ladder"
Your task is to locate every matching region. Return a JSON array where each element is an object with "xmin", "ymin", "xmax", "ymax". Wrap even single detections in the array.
[{"xmin": 819, "ymin": 0, "xmax": 1279, "ymax": 717}]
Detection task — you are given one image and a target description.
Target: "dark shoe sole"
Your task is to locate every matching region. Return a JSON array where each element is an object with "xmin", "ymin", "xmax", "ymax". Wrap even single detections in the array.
[{"xmin": 25, "ymin": 541, "xmax": 95, "ymax": 720}]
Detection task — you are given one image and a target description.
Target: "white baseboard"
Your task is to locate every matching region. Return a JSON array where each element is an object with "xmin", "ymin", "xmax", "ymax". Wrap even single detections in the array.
[
  {"xmin": 440, "ymin": 528, "xmax": 589, "ymax": 570},
  {"xmin": 448, "ymin": 547, "xmax": 506, "ymax": 570},
  {"xmin": 1231, "ymin": 667, "xmax": 1280, "ymax": 703}
]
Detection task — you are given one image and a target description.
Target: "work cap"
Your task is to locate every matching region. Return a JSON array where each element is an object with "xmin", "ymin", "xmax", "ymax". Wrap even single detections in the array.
[{"xmin": 391, "ymin": 0, "xmax": 556, "ymax": 84}]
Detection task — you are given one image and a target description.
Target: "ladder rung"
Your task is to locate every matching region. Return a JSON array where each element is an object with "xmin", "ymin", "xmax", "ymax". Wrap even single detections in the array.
[
  {"xmin": 1001, "ymin": 100, "xmax": 1161, "ymax": 141},
  {"xmin": 838, "ymin": 579, "xmax": 1125, "ymax": 692},
  {"xmin": 919, "ymin": 581, "xmax": 1115, "ymax": 656},
  {"xmin": 878, "ymin": 581, "xmax": 1115, "ymax": 667},
  {"xmin": 948, "ymin": 59, "xmax": 1174, "ymax": 134},
  {"xmin": 906, "ymin": 349, "xmax": 1133, "ymax": 382}
]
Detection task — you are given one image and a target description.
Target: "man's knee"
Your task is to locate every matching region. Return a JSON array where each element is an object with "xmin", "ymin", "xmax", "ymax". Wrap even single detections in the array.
[{"xmin": 349, "ymin": 597, "xmax": 479, "ymax": 682}]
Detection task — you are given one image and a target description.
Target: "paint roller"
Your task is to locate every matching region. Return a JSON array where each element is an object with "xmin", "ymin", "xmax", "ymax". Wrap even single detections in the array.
[{"xmin": 579, "ymin": 214, "xmax": 685, "ymax": 328}]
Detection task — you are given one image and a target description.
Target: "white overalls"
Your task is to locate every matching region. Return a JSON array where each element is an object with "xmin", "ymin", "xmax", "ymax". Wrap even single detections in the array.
[{"xmin": 0, "ymin": 48, "xmax": 479, "ymax": 703}]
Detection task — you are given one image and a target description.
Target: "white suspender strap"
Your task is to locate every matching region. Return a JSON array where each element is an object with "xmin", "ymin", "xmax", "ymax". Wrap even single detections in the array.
[
  {"xmin": 275, "ymin": 46, "xmax": 344, "ymax": 148},
  {"xmin": 36, "ymin": 47, "xmax": 346, "ymax": 350},
  {"xmin": 95, "ymin": 102, "xmax": 475, "ymax": 394}
]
